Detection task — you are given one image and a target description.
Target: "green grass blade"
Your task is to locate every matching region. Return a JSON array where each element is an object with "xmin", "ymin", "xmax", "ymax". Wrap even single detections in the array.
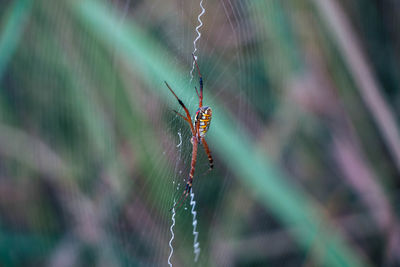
[{"xmin": 0, "ymin": 0, "xmax": 33, "ymax": 80}]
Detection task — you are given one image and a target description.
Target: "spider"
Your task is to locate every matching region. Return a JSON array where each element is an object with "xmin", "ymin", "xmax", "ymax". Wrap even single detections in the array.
[{"xmin": 165, "ymin": 54, "xmax": 213, "ymax": 211}]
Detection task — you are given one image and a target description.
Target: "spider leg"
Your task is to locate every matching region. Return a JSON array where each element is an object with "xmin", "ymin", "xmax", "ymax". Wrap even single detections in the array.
[
  {"xmin": 170, "ymin": 139, "xmax": 199, "ymax": 212},
  {"xmin": 165, "ymin": 81, "xmax": 195, "ymax": 136},
  {"xmin": 192, "ymin": 54, "xmax": 203, "ymax": 107},
  {"xmin": 172, "ymin": 184, "xmax": 191, "ymax": 212},
  {"xmin": 173, "ymin": 110, "xmax": 188, "ymax": 122},
  {"xmin": 194, "ymin": 86, "xmax": 200, "ymax": 99},
  {"xmin": 201, "ymin": 137, "xmax": 214, "ymax": 171}
]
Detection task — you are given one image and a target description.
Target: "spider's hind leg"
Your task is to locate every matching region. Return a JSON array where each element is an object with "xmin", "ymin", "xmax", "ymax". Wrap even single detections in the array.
[
  {"xmin": 170, "ymin": 180, "xmax": 192, "ymax": 212},
  {"xmin": 184, "ymin": 182, "xmax": 192, "ymax": 194}
]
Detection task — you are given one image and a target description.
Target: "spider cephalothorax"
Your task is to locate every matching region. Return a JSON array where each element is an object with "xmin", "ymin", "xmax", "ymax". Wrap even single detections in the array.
[{"xmin": 165, "ymin": 54, "xmax": 213, "ymax": 211}]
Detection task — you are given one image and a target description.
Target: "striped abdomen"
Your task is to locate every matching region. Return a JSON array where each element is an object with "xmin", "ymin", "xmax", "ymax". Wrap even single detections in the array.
[{"xmin": 195, "ymin": 106, "xmax": 212, "ymax": 138}]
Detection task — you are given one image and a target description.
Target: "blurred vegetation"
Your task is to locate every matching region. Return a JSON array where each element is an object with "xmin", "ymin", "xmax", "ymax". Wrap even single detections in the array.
[{"xmin": 1, "ymin": 0, "xmax": 400, "ymax": 266}]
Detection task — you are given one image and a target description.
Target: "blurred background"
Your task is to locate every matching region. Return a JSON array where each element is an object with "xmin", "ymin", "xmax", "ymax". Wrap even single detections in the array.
[{"xmin": 1, "ymin": 0, "xmax": 400, "ymax": 266}]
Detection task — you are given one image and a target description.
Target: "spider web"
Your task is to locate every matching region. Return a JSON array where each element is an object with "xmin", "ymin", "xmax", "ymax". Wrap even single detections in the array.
[
  {"xmin": 103, "ymin": 1, "xmax": 271, "ymax": 265},
  {"xmin": 0, "ymin": 0, "xmax": 397, "ymax": 266}
]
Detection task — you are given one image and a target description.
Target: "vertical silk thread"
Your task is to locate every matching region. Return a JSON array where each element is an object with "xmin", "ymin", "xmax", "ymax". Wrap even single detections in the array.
[
  {"xmin": 168, "ymin": 200, "xmax": 176, "ymax": 267},
  {"xmin": 168, "ymin": 131, "xmax": 182, "ymax": 266},
  {"xmin": 189, "ymin": 1, "xmax": 205, "ymax": 261},
  {"xmin": 190, "ymin": 192, "xmax": 201, "ymax": 262},
  {"xmin": 190, "ymin": 0, "xmax": 205, "ymax": 82}
]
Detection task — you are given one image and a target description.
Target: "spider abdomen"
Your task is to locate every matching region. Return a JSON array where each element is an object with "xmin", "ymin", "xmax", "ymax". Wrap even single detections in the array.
[{"xmin": 195, "ymin": 106, "xmax": 212, "ymax": 138}]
